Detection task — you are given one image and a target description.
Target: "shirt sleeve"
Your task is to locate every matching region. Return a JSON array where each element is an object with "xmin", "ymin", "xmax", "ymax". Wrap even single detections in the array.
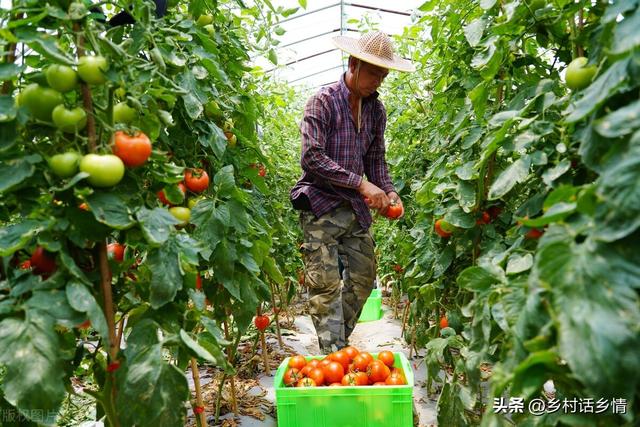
[
  {"xmin": 300, "ymin": 95, "xmax": 363, "ymax": 189},
  {"xmin": 364, "ymin": 102, "xmax": 395, "ymax": 194}
]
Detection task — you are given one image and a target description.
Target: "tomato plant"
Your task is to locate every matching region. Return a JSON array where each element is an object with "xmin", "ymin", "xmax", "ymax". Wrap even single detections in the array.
[
  {"xmin": 0, "ymin": 1, "xmax": 292, "ymax": 424},
  {"xmin": 375, "ymin": 1, "xmax": 640, "ymax": 425}
]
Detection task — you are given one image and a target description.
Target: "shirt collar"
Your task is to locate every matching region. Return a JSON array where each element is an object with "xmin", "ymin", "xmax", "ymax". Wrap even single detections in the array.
[{"xmin": 339, "ymin": 73, "xmax": 379, "ymax": 102}]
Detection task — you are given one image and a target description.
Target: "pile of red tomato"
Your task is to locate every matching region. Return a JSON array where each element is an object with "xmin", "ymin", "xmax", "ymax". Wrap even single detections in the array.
[{"xmin": 282, "ymin": 346, "xmax": 406, "ymax": 388}]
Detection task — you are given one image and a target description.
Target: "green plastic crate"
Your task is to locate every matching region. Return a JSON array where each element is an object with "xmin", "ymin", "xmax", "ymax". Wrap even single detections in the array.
[
  {"xmin": 358, "ymin": 289, "xmax": 383, "ymax": 322},
  {"xmin": 274, "ymin": 352, "xmax": 414, "ymax": 427}
]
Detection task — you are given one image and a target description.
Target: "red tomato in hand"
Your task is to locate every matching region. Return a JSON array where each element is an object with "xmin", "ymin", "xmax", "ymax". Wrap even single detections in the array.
[
  {"xmin": 184, "ymin": 168, "xmax": 210, "ymax": 193},
  {"xmin": 112, "ymin": 131, "xmax": 152, "ymax": 167},
  {"xmin": 322, "ymin": 361, "xmax": 345, "ymax": 384},
  {"xmin": 288, "ymin": 355, "xmax": 307, "ymax": 370},
  {"xmin": 254, "ymin": 315, "xmax": 269, "ymax": 331},
  {"xmin": 107, "ymin": 243, "xmax": 125, "ymax": 262},
  {"xmin": 383, "ymin": 202, "xmax": 403, "ymax": 219},
  {"xmin": 377, "ymin": 350, "xmax": 395, "ymax": 368}
]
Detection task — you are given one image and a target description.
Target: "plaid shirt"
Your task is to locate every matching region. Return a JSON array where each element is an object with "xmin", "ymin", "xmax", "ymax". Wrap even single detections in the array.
[{"xmin": 290, "ymin": 74, "xmax": 395, "ymax": 230}]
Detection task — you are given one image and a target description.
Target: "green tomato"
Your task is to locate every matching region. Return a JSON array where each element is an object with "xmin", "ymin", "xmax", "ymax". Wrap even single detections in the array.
[
  {"xmin": 48, "ymin": 151, "xmax": 81, "ymax": 178},
  {"xmin": 203, "ymin": 24, "xmax": 215, "ymax": 36},
  {"xmin": 196, "ymin": 14, "xmax": 213, "ymax": 26},
  {"xmin": 45, "ymin": 65, "xmax": 78, "ymax": 93},
  {"xmin": 77, "ymin": 55, "xmax": 108, "ymax": 85},
  {"xmin": 188, "ymin": 197, "xmax": 204, "ymax": 209},
  {"xmin": 19, "ymin": 83, "xmax": 63, "ymax": 121},
  {"xmin": 114, "ymin": 87, "xmax": 126, "ymax": 99},
  {"xmin": 169, "ymin": 207, "xmax": 191, "ymax": 225},
  {"xmin": 204, "ymin": 100, "xmax": 224, "ymax": 121},
  {"xmin": 80, "ymin": 154, "xmax": 125, "ymax": 187},
  {"xmin": 52, "ymin": 105, "xmax": 87, "ymax": 133},
  {"xmin": 565, "ymin": 57, "xmax": 597, "ymax": 91},
  {"xmin": 113, "ymin": 102, "xmax": 138, "ymax": 124}
]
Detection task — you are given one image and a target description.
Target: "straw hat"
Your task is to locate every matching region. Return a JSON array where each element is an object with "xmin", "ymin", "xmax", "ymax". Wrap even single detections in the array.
[{"xmin": 332, "ymin": 31, "xmax": 415, "ymax": 73}]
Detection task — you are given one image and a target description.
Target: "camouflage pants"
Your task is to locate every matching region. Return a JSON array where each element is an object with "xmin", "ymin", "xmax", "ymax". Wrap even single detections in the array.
[{"xmin": 300, "ymin": 206, "xmax": 376, "ymax": 354}]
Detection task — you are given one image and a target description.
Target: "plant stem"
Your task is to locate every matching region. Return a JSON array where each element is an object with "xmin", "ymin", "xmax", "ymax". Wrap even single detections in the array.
[
  {"xmin": 74, "ymin": 22, "xmax": 97, "ymax": 151},
  {"xmin": 190, "ymin": 358, "xmax": 206, "ymax": 427},
  {"xmin": 222, "ymin": 318, "xmax": 238, "ymax": 415},
  {"xmin": 1, "ymin": 12, "xmax": 22, "ymax": 95}
]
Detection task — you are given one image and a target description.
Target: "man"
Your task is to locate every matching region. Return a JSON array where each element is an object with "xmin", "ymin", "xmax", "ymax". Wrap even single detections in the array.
[{"xmin": 290, "ymin": 31, "xmax": 414, "ymax": 354}]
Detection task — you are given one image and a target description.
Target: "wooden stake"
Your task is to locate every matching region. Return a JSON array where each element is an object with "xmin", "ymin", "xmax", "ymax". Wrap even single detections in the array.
[
  {"xmin": 256, "ymin": 305, "xmax": 271, "ymax": 375},
  {"xmin": 190, "ymin": 358, "xmax": 206, "ymax": 427},
  {"xmin": 269, "ymin": 281, "xmax": 284, "ymax": 349}
]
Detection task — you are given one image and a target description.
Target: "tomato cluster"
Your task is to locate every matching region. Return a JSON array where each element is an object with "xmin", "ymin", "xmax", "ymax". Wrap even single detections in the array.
[{"xmin": 282, "ymin": 347, "xmax": 406, "ymax": 388}]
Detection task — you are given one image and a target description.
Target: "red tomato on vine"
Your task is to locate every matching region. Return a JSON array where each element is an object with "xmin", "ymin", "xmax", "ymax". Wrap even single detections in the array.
[
  {"xmin": 184, "ymin": 169, "xmax": 210, "ymax": 193},
  {"xmin": 112, "ymin": 131, "xmax": 152, "ymax": 167}
]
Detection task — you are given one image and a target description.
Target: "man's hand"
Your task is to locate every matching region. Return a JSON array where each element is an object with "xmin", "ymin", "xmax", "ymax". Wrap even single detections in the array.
[{"xmin": 359, "ymin": 181, "xmax": 390, "ymax": 210}]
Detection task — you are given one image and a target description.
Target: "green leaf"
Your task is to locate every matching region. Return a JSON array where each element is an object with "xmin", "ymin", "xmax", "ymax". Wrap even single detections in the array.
[
  {"xmin": 298, "ymin": 0, "xmax": 307, "ymax": 9},
  {"xmin": 117, "ymin": 320, "xmax": 189, "ymax": 426},
  {"xmin": 263, "ymin": 256, "xmax": 284, "ymax": 285},
  {"xmin": 267, "ymin": 49, "xmax": 278, "ymax": 66},
  {"xmin": 14, "ymin": 28, "xmax": 75, "ymax": 65},
  {"xmin": 433, "ymin": 245, "xmax": 454, "ymax": 278},
  {"xmin": 26, "ymin": 290, "xmax": 84, "ymax": 329},
  {"xmin": 59, "ymin": 250, "xmax": 91, "ymax": 285},
  {"xmin": 594, "ymin": 99, "xmax": 640, "ymax": 138},
  {"xmin": 463, "ymin": 18, "xmax": 486, "ymax": 47},
  {"xmin": 480, "ymin": 0, "xmax": 497, "ymax": 9},
  {"xmin": 200, "ymin": 123, "xmax": 227, "ymax": 158},
  {"xmin": 66, "ymin": 281, "xmax": 108, "ymax": 339},
  {"xmin": 0, "ymin": 95, "xmax": 17, "ymax": 122},
  {"xmin": 532, "ymin": 238, "xmax": 640, "ymax": 401},
  {"xmin": 542, "ymin": 160, "xmax": 571, "ymax": 186},
  {"xmin": 214, "ymin": 165, "xmax": 235, "ymax": 196},
  {"xmin": 0, "ymin": 157, "xmax": 36, "ymax": 193},
  {"xmin": 137, "ymin": 207, "xmax": 180, "ymax": 246},
  {"xmin": 592, "ymin": 144, "xmax": 640, "ymax": 241},
  {"xmin": 86, "ymin": 192, "xmax": 135, "ymax": 230},
  {"xmin": 179, "ymin": 329, "xmax": 223, "ymax": 364},
  {"xmin": 468, "ymin": 83, "xmax": 488, "ymax": 119},
  {"xmin": 0, "ymin": 63, "xmax": 24, "ymax": 81},
  {"xmin": 457, "ymin": 266, "xmax": 500, "ymax": 291},
  {"xmin": 0, "ymin": 313, "xmax": 65, "ymax": 424},
  {"xmin": 518, "ymin": 202, "xmax": 576, "ymax": 227},
  {"xmin": 488, "ymin": 156, "xmax": 532, "ymax": 200},
  {"xmin": 147, "ymin": 239, "xmax": 182, "ymax": 308},
  {"xmin": 418, "ymin": 0, "xmax": 438, "ymax": 12},
  {"xmin": 0, "ymin": 219, "xmax": 52, "ymax": 256},
  {"xmin": 444, "ymin": 206, "xmax": 475, "ymax": 229},
  {"xmin": 506, "ymin": 253, "xmax": 533, "ymax": 275},
  {"xmin": 611, "ymin": 6, "xmax": 640, "ymax": 54},
  {"xmin": 565, "ymin": 57, "xmax": 630, "ymax": 123}
]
